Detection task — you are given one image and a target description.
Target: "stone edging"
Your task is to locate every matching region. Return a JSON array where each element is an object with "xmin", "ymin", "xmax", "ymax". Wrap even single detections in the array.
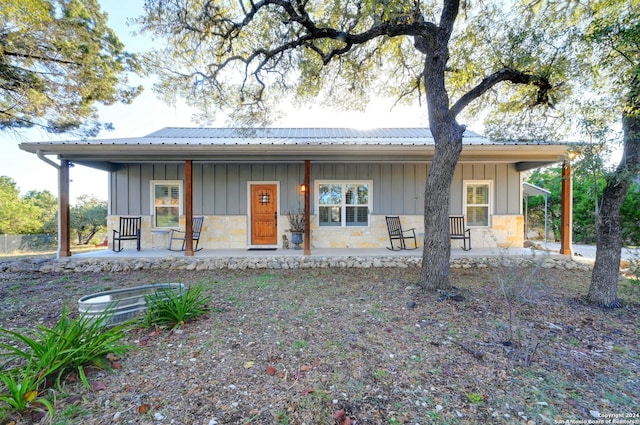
[{"xmin": 0, "ymin": 255, "xmax": 593, "ymax": 273}]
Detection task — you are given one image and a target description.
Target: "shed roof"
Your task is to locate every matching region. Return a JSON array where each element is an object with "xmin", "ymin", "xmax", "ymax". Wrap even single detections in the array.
[{"xmin": 19, "ymin": 127, "xmax": 570, "ymax": 172}]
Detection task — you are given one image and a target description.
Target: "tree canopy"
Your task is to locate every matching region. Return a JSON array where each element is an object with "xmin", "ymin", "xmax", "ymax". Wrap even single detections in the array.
[
  {"xmin": 70, "ymin": 194, "xmax": 107, "ymax": 245},
  {"xmin": 138, "ymin": 0, "xmax": 566, "ymax": 290},
  {"xmin": 0, "ymin": 176, "xmax": 50, "ymax": 234},
  {"xmin": 138, "ymin": 1, "xmax": 562, "ymax": 127},
  {"xmin": 0, "ymin": 0, "xmax": 142, "ymax": 136}
]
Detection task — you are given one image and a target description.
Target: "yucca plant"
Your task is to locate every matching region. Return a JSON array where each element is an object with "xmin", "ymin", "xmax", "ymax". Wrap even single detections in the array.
[{"xmin": 144, "ymin": 283, "xmax": 211, "ymax": 329}]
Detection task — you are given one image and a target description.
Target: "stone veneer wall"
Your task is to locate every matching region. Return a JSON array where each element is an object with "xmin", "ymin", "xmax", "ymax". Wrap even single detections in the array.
[
  {"xmin": 311, "ymin": 215, "xmax": 524, "ymax": 250},
  {"xmin": 107, "ymin": 215, "xmax": 249, "ymax": 250},
  {"xmin": 107, "ymin": 214, "xmax": 524, "ymax": 250},
  {"xmin": 469, "ymin": 215, "xmax": 525, "ymax": 250}
]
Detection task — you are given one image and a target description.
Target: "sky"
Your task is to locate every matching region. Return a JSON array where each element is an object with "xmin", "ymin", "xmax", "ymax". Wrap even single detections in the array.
[{"xmin": 2, "ymin": 1, "xmax": 429, "ymax": 202}]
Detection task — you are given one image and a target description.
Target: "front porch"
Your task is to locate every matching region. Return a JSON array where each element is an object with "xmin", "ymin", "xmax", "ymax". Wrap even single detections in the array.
[{"xmin": 72, "ymin": 245, "xmax": 563, "ymax": 261}]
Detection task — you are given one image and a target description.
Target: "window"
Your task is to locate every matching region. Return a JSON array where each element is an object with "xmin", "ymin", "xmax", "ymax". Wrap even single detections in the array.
[
  {"xmin": 151, "ymin": 180, "xmax": 183, "ymax": 228},
  {"xmin": 318, "ymin": 181, "xmax": 371, "ymax": 227},
  {"xmin": 464, "ymin": 181, "xmax": 491, "ymax": 226}
]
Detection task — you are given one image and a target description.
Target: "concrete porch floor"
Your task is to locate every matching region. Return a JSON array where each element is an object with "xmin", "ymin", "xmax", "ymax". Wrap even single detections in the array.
[{"xmin": 72, "ymin": 244, "xmax": 571, "ymax": 261}]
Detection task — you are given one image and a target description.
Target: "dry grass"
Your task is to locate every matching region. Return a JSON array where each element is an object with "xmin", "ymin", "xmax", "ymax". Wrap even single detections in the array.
[{"xmin": 0, "ymin": 265, "xmax": 638, "ymax": 424}]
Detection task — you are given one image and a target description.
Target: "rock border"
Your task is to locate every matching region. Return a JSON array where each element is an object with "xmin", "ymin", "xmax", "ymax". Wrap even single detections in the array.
[{"xmin": 0, "ymin": 255, "xmax": 592, "ymax": 273}]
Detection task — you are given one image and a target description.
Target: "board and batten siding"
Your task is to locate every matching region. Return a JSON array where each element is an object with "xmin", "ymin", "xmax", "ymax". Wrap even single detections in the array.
[{"xmin": 109, "ymin": 162, "xmax": 522, "ymax": 217}]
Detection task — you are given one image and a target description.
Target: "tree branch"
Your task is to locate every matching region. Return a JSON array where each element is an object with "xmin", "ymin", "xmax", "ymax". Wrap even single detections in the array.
[
  {"xmin": 3, "ymin": 50, "xmax": 82, "ymax": 67},
  {"xmin": 215, "ymin": 0, "xmax": 431, "ymax": 71},
  {"xmin": 438, "ymin": 0, "xmax": 460, "ymax": 47},
  {"xmin": 450, "ymin": 68, "xmax": 554, "ymax": 117}
]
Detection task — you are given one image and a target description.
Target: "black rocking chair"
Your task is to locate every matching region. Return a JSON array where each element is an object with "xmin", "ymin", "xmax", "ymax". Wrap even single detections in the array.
[
  {"xmin": 112, "ymin": 216, "xmax": 141, "ymax": 252},
  {"xmin": 385, "ymin": 216, "xmax": 418, "ymax": 250},
  {"xmin": 168, "ymin": 216, "xmax": 204, "ymax": 251}
]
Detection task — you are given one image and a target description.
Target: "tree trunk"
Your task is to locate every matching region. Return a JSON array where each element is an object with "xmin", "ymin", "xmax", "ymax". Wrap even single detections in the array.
[
  {"xmin": 588, "ymin": 79, "xmax": 640, "ymax": 307},
  {"xmin": 419, "ymin": 136, "xmax": 463, "ymax": 290},
  {"xmin": 589, "ymin": 185, "xmax": 628, "ymax": 307},
  {"xmin": 416, "ymin": 24, "xmax": 466, "ymax": 290}
]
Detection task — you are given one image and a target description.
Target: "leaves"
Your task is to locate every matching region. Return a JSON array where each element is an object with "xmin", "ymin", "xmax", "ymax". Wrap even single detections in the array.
[
  {"xmin": 265, "ymin": 364, "xmax": 277, "ymax": 376},
  {"xmin": 333, "ymin": 409, "xmax": 352, "ymax": 425},
  {"xmin": 0, "ymin": 0, "xmax": 142, "ymax": 135},
  {"xmin": 143, "ymin": 283, "xmax": 211, "ymax": 329},
  {"xmin": 91, "ymin": 381, "xmax": 107, "ymax": 392},
  {"xmin": 22, "ymin": 390, "xmax": 37, "ymax": 403}
]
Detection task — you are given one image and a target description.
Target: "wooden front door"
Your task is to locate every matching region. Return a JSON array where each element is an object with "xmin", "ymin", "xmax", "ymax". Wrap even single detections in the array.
[{"xmin": 250, "ymin": 184, "xmax": 278, "ymax": 245}]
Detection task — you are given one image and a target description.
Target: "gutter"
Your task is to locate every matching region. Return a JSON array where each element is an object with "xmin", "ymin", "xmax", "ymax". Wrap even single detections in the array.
[{"xmin": 36, "ymin": 150, "xmax": 60, "ymax": 169}]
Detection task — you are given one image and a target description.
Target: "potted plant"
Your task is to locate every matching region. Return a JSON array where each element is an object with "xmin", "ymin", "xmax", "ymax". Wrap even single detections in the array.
[{"xmin": 287, "ymin": 210, "xmax": 305, "ymax": 249}]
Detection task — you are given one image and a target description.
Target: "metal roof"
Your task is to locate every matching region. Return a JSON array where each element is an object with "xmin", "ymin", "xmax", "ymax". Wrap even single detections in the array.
[
  {"xmin": 20, "ymin": 127, "xmax": 561, "ymax": 147},
  {"xmin": 19, "ymin": 127, "xmax": 570, "ymax": 172},
  {"xmin": 523, "ymin": 182, "xmax": 552, "ymax": 197}
]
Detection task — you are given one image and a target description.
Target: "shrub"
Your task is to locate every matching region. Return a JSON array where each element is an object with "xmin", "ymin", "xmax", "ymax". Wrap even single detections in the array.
[
  {"xmin": 0, "ymin": 307, "xmax": 131, "ymax": 418},
  {"xmin": 143, "ymin": 283, "xmax": 211, "ymax": 329}
]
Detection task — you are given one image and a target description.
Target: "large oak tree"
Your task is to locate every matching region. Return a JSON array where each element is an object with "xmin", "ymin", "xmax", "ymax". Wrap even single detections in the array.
[
  {"xmin": 481, "ymin": 0, "xmax": 640, "ymax": 306},
  {"xmin": 138, "ymin": 0, "xmax": 569, "ymax": 290},
  {"xmin": 581, "ymin": 1, "xmax": 640, "ymax": 307},
  {"xmin": 0, "ymin": 0, "xmax": 142, "ymax": 136}
]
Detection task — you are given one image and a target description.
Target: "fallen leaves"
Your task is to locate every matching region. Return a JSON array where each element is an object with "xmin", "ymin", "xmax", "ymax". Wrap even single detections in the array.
[
  {"xmin": 2, "ymin": 267, "xmax": 637, "ymax": 425},
  {"xmin": 333, "ymin": 409, "xmax": 353, "ymax": 425},
  {"xmin": 300, "ymin": 363, "xmax": 314, "ymax": 372},
  {"xmin": 23, "ymin": 390, "xmax": 37, "ymax": 402},
  {"xmin": 91, "ymin": 381, "xmax": 107, "ymax": 392},
  {"xmin": 265, "ymin": 364, "xmax": 277, "ymax": 376}
]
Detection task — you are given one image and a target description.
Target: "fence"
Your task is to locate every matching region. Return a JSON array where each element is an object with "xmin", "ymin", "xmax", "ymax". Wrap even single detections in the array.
[{"xmin": 0, "ymin": 234, "xmax": 58, "ymax": 255}]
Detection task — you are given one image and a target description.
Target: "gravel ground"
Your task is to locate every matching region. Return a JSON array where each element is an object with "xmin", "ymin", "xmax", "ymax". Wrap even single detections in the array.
[{"xmin": 0, "ymin": 265, "xmax": 639, "ymax": 425}]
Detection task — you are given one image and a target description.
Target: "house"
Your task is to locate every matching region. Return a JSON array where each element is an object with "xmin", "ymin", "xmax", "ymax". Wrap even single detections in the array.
[{"xmin": 19, "ymin": 127, "xmax": 571, "ymax": 255}]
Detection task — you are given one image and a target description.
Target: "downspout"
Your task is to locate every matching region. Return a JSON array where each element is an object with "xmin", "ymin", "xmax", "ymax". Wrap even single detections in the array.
[
  {"xmin": 36, "ymin": 150, "xmax": 71, "ymax": 258},
  {"xmin": 37, "ymin": 150, "xmax": 60, "ymax": 169}
]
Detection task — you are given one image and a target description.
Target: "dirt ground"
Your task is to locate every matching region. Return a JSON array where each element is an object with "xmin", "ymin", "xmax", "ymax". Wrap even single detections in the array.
[{"xmin": 0, "ymin": 265, "xmax": 639, "ymax": 425}]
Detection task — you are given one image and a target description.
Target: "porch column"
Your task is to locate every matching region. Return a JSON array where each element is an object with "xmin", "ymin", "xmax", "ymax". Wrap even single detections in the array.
[
  {"xmin": 59, "ymin": 160, "xmax": 71, "ymax": 257},
  {"xmin": 560, "ymin": 158, "xmax": 573, "ymax": 256},
  {"xmin": 304, "ymin": 160, "xmax": 310, "ymax": 255},
  {"xmin": 185, "ymin": 160, "xmax": 194, "ymax": 256}
]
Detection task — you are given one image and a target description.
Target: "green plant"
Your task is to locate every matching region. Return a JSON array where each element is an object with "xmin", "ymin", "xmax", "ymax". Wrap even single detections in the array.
[
  {"xmin": 276, "ymin": 409, "xmax": 291, "ymax": 424},
  {"xmin": 144, "ymin": 283, "xmax": 211, "ymax": 329},
  {"xmin": 0, "ymin": 306, "xmax": 131, "ymax": 388},
  {"xmin": 292, "ymin": 340, "xmax": 307, "ymax": 350},
  {"xmin": 0, "ymin": 358, "xmax": 54, "ymax": 417},
  {"xmin": 374, "ymin": 369, "xmax": 388, "ymax": 379},
  {"xmin": 466, "ymin": 392, "xmax": 484, "ymax": 405}
]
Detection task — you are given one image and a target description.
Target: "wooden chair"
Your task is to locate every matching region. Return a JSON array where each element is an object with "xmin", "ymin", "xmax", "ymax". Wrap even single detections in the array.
[
  {"xmin": 168, "ymin": 216, "xmax": 204, "ymax": 251},
  {"xmin": 112, "ymin": 216, "xmax": 141, "ymax": 252},
  {"xmin": 385, "ymin": 216, "xmax": 417, "ymax": 250},
  {"xmin": 449, "ymin": 215, "xmax": 471, "ymax": 251}
]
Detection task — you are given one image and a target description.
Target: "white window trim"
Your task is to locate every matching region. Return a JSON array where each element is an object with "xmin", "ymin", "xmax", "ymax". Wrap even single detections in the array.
[
  {"xmin": 315, "ymin": 180, "xmax": 373, "ymax": 228},
  {"xmin": 463, "ymin": 180, "xmax": 492, "ymax": 227},
  {"xmin": 150, "ymin": 180, "xmax": 184, "ymax": 229}
]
